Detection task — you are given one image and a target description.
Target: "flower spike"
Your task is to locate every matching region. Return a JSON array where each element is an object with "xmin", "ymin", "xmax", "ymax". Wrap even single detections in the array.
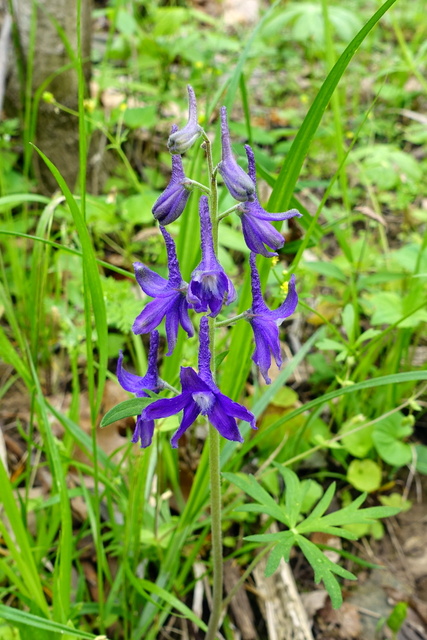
[
  {"xmin": 246, "ymin": 253, "xmax": 298, "ymax": 384},
  {"xmin": 132, "ymin": 227, "xmax": 194, "ymax": 355},
  {"xmin": 152, "ymin": 125, "xmax": 191, "ymax": 225},
  {"xmin": 218, "ymin": 106, "xmax": 256, "ymax": 203},
  {"xmin": 237, "ymin": 145, "xmax": 302, "ymax": 257},
  {"xmin": 117, "ymin": 331, "xmax": 163, "ymax": 448},
  {"xmin": 187, "ymin": 196, "xmax": 236, "ymax": 317},
  {"xmin": 141, "ymin": 316, "xmax": 256, "ymax": 448},
  {"xmin": 167, "ymin": 86, "xmax": 202, "ymax": 155}
]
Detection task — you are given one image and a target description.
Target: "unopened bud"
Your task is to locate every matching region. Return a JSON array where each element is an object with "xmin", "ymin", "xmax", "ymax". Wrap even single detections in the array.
[{"xmin": 167, "ymin": 85, "xmax": 202, "ymax": 155}]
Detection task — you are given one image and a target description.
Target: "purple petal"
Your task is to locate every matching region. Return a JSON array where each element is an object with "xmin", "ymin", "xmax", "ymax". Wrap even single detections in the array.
[
  {"xmin": 152, "ymin": 178, "xmax": 191, "ymax": 226},
  {"xmin": 165, "ymin": 301, "xmax": 180, "ymax": 356},
  {"xmin": 178, "ymin": 296, "xmax": 194, "ymax": 338},
  {"xmin": 207, "ymin": 400, "xmax": 244, "ymax": 443},
  {"xmin": 218, "ymin": 107, "xmax": 255, "ymax": 202},
  {"xmin": 270, "ymin": 275, "xmax": 298, "ymax": 322},
  {"xmin": 197, "ymin": 316, "xmax": 215, "ymax": 386},
  {"xmin": 132, "ymin": 416, "xmax": 155, "ymax": 448},
  {"xmin": 242, "ymin": 216, "xmax": 279, "ymax": 258},
  {"xmin": 249, "ymin": 253, "xmax": 269, "ymax": 314},
  {"xmin": 117, "ymin": 333, "xmax": 160, "ymax": 394},
  {"xmin": 159, "ymin": 226, "xmax": 183, "ymax": 289},
  {"xmin": 244, "ymin": 144, "xmax": 257, "ymax": 184},
  {"xmin": 180, "ymin": 366, "xmax": 212, "ymax": 394},
  {"xmin": 216, "ymin": 393, "xmax": 257, "ymax": 430},
  {"xmin": 170, "ymin": 400, "xmax": 201, "ymax": 448},
  {"xmin": 142, "ymin": 391, "xmax": 189, "ymax": 420},
  {"xmin": 251, "ymin": 317, "xmax": 282, "ymax": 384},
  {"xmin": 134, "ymin": 262, "xmax": 169, "ymax": 298},
  {"xmin": 132, "ymin": 295, "xmax": 175, "ymax": 335}
]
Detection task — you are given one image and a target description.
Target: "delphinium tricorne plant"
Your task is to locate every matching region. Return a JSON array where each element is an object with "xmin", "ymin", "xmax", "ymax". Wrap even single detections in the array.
[
  {"xmin": 116, "ymin": 86, "xmax": 300, "ymax": 637},
  {"xmin": 104, "ymin": 86, "xmax": 400, "ymax": 633}
]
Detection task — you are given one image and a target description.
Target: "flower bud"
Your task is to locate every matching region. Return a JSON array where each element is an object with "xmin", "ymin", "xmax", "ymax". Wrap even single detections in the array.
[
  {"xmin": 167, "ymin": 85, "xmax": 202, "ymax": 155},
  {"xmin": 152, "ymin": 125, "xmax": 191, "ymax": 225},
  {"xmin": 217, "ymin": 106, "xmax": 255, "ymax": 202}
]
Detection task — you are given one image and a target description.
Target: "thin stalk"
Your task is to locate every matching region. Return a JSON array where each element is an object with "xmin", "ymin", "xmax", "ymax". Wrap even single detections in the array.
[
  {"xmin": 216, "ymin": 311, "xmax": 248, "ymax": 327},
  {"xmin": 203, "ymin": 132, "xmax": 223, "ymax": 640}
]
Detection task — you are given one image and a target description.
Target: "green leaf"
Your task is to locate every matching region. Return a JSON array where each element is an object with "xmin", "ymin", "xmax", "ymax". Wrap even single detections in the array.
[
  {"xmin": 339, "ymin": 414, "xmax": 373, "ymax": 458},
  {"xmin": 222, "ymin": 473, "xmax": 287, "ymax": 525},
  {"xmin": 347, "ymin": 459, "xmax": 382, "ymax": 492},
  {"xmin": 415, "ymin": 445, "xmax": 427, "ymax": 474},
  {"xmin": 100, "ymin": 397, "xmax": 155, "ymax": 427},
  {"xmin": 387, "ymin": 602, "xmax": 408, "ymax": 633},
  {"xmin": 275, "ymin": 466, "xmax": 302, "ymax": 528},
  {"xmin": 372, "ymin": 413, "xmax": 413, "ymax": 467},
  {"xmin": 0, "ymin": 606, "xmax": 100, "ymax": 639},
  {"xmin": 265, "ymin": 534, "xmax": 296, "ymax": 576},
  {"xmin": 300, "ymin": 480, "xmax": 324, "ymax": 514},
  {"xmin": 296, "ymin": 536, "xmax": 356, "ymax": 609}
]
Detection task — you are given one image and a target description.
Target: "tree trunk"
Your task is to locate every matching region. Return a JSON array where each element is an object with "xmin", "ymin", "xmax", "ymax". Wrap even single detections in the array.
[{"xmin": 4, "ymin": 0, "xmax": 92, "ymax": 193}]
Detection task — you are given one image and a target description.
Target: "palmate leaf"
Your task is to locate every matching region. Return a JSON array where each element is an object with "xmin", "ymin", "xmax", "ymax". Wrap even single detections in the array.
[{"xmin": 226, "ymin": 467, "xmax": 400, "ymax": 608}]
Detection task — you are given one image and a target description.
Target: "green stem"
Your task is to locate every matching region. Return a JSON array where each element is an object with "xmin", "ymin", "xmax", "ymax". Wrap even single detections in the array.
[
  {"xmin": 184, "ymin": 178, "xmax": 211, "ymax": 195},
  {"xmin": 217, "ymin": 203, "xmax": 242, "ymax": 221},
  {"xmin": 203, "ymin": 132, "xmax": 223, "ymax": 640},
  {"xmin": 216, "ymin": 311, "xmax": 248, "ymax": 327}
]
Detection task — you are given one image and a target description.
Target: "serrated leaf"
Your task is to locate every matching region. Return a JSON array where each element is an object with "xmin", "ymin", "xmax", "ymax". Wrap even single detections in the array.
[
  {"xmin": 222, "ymin": 473, "xmax": 288, "ymax": 525},
  {"xmin": 265, "ymin": 534, "xmax": 296, "ymax": 577},
  {"xmin": 100, "ymin": 396, "xmax": 155, "ymax": 427},
  {"xmin": 274, "ymin": 465, "xmax": 302, "ymax": 528},
  {"xmin": 296, "ymin": 536, "xmax": 356, "ymax": 609}
]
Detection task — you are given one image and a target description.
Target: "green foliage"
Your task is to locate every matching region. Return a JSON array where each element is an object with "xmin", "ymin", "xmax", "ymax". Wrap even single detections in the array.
[{"xmin": 224, "ymin": 466, "xmax": 399, "ymax": 608}]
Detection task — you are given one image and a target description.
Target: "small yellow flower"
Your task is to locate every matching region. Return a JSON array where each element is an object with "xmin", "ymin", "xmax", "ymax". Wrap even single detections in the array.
[
  {"xmin": 119, "ymin": 102, "xmax": 127, "ymax": 112},
  {"xmin": 195, "ymin": 61, "xmax": 204, "ymax": 69},
  {"xmin": 271, "ymin": 256, "xmax": 279, "ymax": 266},
  {"xmin": 280, "ymin": 281, "xmax": 289, "ymax": 296},
  {"xmin": 84, "ymin": 98, "xmax": 96, "ymax": 113}
]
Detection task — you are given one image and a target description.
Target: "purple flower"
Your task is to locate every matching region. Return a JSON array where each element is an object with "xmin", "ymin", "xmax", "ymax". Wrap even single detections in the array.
[
  {"xmin": 152, "ymin": 125, "xmax": 191, "ymax": 225},
  {"xmin": 217, "ymin": 106, "xmax": 256, "ymax": 202},
  {"xmin": 187, "ymin": 196, "xmax": 236, "ymax": 317},
  {"xmin": 117, "ymin": 331, "xmax": 163, "ymax": 448},
  {"xmin": 167, "ymin": 85, "xmax": 202, "ymax": 155},
  {"xmin": 237, "ymin": 145, "xmax": 302, "ymax": 257},
  {"xmin": 246, "ymin": 253, "xmax": 298, "ymax": 384},
  {"xmin": 142, "ymin": 316, "xmax": 256, "ymax": 448},
  {"xmin": 132, "ymin": 226, "xmax": 194, "ymax": 355}
]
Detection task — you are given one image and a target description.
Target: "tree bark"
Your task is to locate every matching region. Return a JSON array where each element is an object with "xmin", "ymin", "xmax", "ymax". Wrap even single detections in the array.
[{"xmin": 4, "ymin": 0, "xmax": 92, "ymax": 193}]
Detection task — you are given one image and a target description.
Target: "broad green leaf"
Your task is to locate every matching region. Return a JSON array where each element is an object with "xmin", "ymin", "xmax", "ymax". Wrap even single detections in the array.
[
  {"xmin": 347, "ymin": 459, "xmax": 382, "ymax": 492},
  {"xmin": 100, "ymin": 397, "xmax": 155, "ymax": 427},
  {"xmin": 372, "ymin": 413, "xmax": 413, "ymax": 467},
  {"xmin": 339, "ymin": 414, "xmax": 373, "ymax": 458}
]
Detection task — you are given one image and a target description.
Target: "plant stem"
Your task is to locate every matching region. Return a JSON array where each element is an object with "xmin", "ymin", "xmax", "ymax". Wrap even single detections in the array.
[
  {"xmin": 216, "ymin": 311, "xmax": 248, "ymax": 327},
  {"xmin": 203, "ymin": 132, "xmax": 223, "ymax": 640}
]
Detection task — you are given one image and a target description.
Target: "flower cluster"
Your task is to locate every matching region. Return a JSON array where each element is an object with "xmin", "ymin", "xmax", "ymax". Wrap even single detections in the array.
[{"xmin": 117, "ymin": 86, "xmax": 301, "ymax": 448}]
